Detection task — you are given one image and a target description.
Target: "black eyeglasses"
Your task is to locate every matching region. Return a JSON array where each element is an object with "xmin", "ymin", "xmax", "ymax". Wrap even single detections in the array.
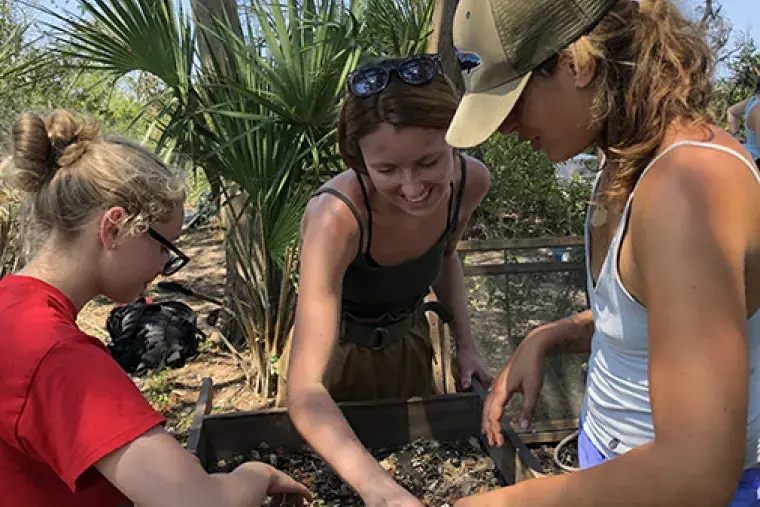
[
  {"xmin": 347, "ymin": 54, "xmax": 442, "ymax": 98},
  {"xmin": 147, "ymin": 228, "xmax": 190, "ymax": 276}
]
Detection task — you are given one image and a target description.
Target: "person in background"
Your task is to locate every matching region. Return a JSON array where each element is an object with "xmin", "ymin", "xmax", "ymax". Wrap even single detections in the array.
[
  {"xmin": 0, "ymin": 110, "xmax": 310, "ymax": 507},
  {"xmin": 446, "ymin": 0, "xmax": 760, "ymax": 505},
  {"xmin": 287, "ymin": 54, "xmax": 493, "ymax": 507},
  {"xmin": 727, "ymin": 68, "xmax": 760, "ymax": 166}
]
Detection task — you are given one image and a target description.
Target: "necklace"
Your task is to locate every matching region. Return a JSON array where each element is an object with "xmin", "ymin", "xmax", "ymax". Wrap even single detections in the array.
[
  {"xmin": 590, "ymin": 205, "xmax": 608, "ymax": 228},
  {"xmin": 590, "ymin": 165, "xmax": 609, "ymax": 228}
]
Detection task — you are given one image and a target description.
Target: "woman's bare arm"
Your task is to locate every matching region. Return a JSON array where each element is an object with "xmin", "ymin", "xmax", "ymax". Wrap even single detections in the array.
[
  {"xmin": 96, "ymin": 426, "xmax": 309, "ymax": 507},
  {"xmin": 287, "ymin": 197, "xmax": 420, "ymax": 506},
  {"xmin": 431, "ymin": 156, "xmax": 493, "ymax": 388},
  {"xmin": 727, "ymin": 98, "xmax": 750, "ymax": 135}
]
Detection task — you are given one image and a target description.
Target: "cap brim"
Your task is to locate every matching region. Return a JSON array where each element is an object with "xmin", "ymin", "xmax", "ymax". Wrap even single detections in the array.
[{"xmin": 446, "ymin": 72, "xmax": 532, "ymax": 149}]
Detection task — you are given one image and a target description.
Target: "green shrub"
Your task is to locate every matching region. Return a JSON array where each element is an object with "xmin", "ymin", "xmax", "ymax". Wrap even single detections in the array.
[{"xmin": 465, "ymin": 135, "xmax": 593, "ymax": 239}]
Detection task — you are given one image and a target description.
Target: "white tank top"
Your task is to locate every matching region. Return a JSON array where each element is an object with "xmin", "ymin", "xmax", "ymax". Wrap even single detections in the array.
[{"xmin": 580, "ymin": 140, "xmax": 760, "ymax": 470}]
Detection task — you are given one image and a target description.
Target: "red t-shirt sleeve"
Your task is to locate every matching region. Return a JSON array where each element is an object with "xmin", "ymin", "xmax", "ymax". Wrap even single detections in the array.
[{"xmin": 15, "ymin": 336, "xmax": 166, "ymax": 492}]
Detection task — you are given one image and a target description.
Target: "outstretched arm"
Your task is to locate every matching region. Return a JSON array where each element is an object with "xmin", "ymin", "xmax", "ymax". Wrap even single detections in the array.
[
  {"xmin": 432, "ymin": 156, "xmax": 493, "ymax": 390},
  {"xmin": 98, "ymin": 427, "xmax": 309, "ymax": 507},
  {"xmin": 287, "ymin": 197, "xmax": 420, "ymax": 506},
  {"xmin": 19, "ymin": 329, "xmax": 309, "ymax": 507}
]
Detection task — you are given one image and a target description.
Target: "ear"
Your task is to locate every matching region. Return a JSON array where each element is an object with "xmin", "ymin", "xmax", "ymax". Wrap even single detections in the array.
[
  {"xmin": 98, "ymin": 206, "xmax": 127, "ymax": 250},
  {"xmin": 572, "ymin": 55, "xmax": 597, "ymax": 89}
]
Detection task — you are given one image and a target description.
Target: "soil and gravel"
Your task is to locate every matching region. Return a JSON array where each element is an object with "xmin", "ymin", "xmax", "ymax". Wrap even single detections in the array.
[
  {"xmin": 205, "ymin": 436, "xmax": 579, "ymax": 505},
  {"xmin": 210, "ymin": 437, "xmax": 504, "ymax": 506}
]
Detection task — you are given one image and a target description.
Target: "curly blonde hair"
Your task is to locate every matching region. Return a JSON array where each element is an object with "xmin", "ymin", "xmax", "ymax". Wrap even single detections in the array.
[
  {"xmin": 566, "ymin": 0, "xmax": 714, "ymax": 208},
  {"xmin": 2, "ymin": 110, "xmax": 184, "ymax": 246}
]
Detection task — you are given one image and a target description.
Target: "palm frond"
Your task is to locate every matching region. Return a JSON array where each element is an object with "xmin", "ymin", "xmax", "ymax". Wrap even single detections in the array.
[
  {"xmin": 44, "ymin": 0, "xmax": 196, "ymax": 97},
  {"xmin": 359, "ymin": 0, "xmax": 436, "ymax": 57},
  {"xmin": 51, "ymin": 0, "xmax": 437, "ymax": 400}
]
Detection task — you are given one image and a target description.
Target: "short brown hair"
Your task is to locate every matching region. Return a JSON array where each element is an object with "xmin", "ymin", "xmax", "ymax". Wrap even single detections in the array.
[{"xmin": 337, "ymin": 58, "xmax": 459, "ymax": 173}]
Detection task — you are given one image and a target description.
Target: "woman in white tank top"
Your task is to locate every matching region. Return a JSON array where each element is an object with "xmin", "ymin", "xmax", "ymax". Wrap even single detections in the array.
[
  {"xmin": 727, "ymin": 70, "xmax": 760, "ymax": 165},
  {"xmin": 446, "ymin": 0, "xmax": 760, "ymax": 506}
]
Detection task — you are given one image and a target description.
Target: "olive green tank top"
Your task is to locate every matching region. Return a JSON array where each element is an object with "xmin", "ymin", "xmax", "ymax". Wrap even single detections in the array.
[{"xmin": 311, "ymin": 154, "xmax": 467, "ymax": 319}]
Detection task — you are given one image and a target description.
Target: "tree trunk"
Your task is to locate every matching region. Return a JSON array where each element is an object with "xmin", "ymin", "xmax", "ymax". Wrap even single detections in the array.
[
  {"xmin": 191, "ymin": 0, "xmax": 249, "ymax": 349},
  {"xmin": 427, "ymin": 0, "xmax": 444, "ymax": 54},
  {"xmin": 192, "ymin": 0, "xmax": 244, "ymax": 73},
  {"xmin": 190, "ymin": 0, "xmax": 244, "ymax": 203},
  {"xmin": 429, "ymin": 0, "xmax": 463, "ymax": 96}
]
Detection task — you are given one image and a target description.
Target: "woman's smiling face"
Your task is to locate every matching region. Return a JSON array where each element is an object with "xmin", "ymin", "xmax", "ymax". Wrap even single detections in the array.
[{"xmin": 359, "ymin": 122, "xmax": 454, "ymax": 217}]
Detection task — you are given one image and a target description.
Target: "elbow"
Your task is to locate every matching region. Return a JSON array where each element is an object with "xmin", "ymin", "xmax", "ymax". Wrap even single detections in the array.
[
  {"xmin": 709, "ymin": 453, "xmax": 746, "ymax": 506},
  {"xmin": 286, "ymin": 381, "xmax": 306, "ymax": 416},
  {"xmin": 664, "ymin": 440, "xmax": 745, "ymax": 506},
  {"xmin": 286, "ymin": 379, "xmax": 323, "ymax": 424},
  {"xmin": 697, "ymin": 469, "xmax": 744, "ymax": 507},
  {"xmin": 286, "ymin": 388, "xmax": 310, "ymax": 435}
]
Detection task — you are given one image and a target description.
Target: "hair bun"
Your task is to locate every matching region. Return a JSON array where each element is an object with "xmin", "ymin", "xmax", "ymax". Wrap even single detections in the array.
[
  {"xmin": 5, "ymin": 110, "xmax": 103, "ymax": 194},
  {"xmin": 46, "ymin": 110, "xmax": 101, "ymax": 168},
  {"xmin": 9, "ymin": 112, "xmax": 54, "ymax": 194}
]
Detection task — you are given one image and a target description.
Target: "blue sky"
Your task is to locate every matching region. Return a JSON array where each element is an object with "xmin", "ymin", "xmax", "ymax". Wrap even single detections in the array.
[
  {"xmin": 713, "ymin": 0, "xmax": 759, "ymax": 48},
  {"xmin": 35, "ymin": 0, "xmax": 760, "ymax": 61}
]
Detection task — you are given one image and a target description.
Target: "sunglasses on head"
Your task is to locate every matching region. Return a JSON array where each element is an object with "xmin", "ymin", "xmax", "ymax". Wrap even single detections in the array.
[
  {"xmin": 147, "ymin": 228, "xmax": 190, "ymax": 276},
  {"xmin": 347, "ymin": 54, "xmax": 443, "ymax": 98}
]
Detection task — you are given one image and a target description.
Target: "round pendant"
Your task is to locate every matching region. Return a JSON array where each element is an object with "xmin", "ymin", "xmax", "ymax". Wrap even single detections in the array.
[{"xmin": 590, "ymin": 207, "xmax": 608, "ymax": 228}]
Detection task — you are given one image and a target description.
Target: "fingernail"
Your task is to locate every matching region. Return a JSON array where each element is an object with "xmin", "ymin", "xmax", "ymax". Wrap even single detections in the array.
[{"xmin": 520, "ymin": 419, "xmax": 528, "ymax": 429}]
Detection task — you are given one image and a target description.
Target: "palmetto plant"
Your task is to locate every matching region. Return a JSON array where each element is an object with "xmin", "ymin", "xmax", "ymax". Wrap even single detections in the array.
[
  {"xmin": 1, "ymin": 17, "xmax": 36, "ymax": 278},
  {"xmin": 50, "ymin": 0, "xmax": 434, "ymax": 401}
]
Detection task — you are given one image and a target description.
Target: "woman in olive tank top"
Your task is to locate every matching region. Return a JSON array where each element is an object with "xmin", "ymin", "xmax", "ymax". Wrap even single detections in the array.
[{"xmin": 286, "ymin": 54, "xmax": 493, "ymax": 507}]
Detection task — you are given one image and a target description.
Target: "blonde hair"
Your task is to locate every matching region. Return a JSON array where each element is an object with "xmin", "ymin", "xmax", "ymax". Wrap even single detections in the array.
[
  {"xmin": 2, "ymin": 110, "xmax": 184, "ymax": 245},
  {"xmin": 566, "ymin": 0, "xmax": 713, "ymax": 208}
]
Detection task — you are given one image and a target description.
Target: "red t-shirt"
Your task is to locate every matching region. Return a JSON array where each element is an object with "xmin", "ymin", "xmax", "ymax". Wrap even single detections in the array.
[{"xmin": 0, "ymin": 275, "xmax": 166, "ymax": 507}]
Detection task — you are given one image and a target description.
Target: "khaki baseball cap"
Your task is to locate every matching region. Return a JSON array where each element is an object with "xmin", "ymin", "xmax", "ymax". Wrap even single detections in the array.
[{"xmin": 446, "ymin": 0, "xmax": 618, "ymax": 148}]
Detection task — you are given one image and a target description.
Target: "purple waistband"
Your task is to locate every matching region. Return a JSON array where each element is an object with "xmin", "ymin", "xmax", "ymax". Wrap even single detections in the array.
[{"xmin": 578, "ymin": 424, "xmax": 760, "ymax": 506}]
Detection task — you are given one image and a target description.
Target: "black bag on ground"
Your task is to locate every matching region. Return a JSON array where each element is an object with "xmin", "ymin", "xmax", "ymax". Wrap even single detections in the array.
[{"xmin": 106, "ymin": 297, "xmax": 205, "ymax": 376}]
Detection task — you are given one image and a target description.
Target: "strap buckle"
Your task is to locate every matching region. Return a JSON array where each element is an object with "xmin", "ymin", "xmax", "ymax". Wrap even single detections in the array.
[{"xmin": 367, "ymin": 327, "xmax": 390, "ymax": 350}]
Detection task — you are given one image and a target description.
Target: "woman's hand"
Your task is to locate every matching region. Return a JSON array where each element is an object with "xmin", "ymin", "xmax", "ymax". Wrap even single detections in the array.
[
  {"xmin": 231, "ymin": 462, "xmax": 312, "ymax": 506},
  {"xmin": 481, "ymin": 324, "xmax": 554, "ymax": 447},
  {"xmin": 482, "ymin": 309, "xmax": 595, "ymax": 447},
  {"xmin": 364, "ymin": 484, "xmax": 423, "ymax": 507},
  {"xmin": 455, "ymin": 346, "xmax": 493, "ymax": 391}
]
